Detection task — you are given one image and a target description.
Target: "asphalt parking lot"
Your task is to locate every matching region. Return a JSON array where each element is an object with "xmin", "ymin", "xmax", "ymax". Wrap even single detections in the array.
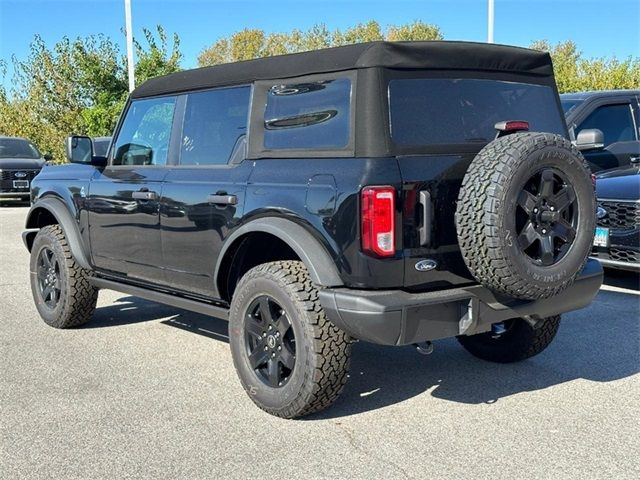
[{"xmin": 1, "ymin": 202, "xmax": 638, "ymax": 480}]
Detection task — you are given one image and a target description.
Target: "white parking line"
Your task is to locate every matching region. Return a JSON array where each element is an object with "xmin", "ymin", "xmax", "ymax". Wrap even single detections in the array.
[{"xmin": 600, "ymin": 284, "xmax": 640, "ymax": 296}]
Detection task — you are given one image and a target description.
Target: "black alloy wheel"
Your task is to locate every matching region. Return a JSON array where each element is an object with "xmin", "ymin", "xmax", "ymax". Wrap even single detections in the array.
[
  {"xmin": 228, "ymin": 261, "xmax": 351, "ymax": 418},
  {"xmin": 36, "ymin": 246, "xmax": 62, "ymax": 309},
  {"xmin": 515, "ymin": 168, "xmax": 578, "ymax": 266},
  {"xmin": 244, "ymin": 295, "xmax": 296, "ymax": 388},
  {"xmin": 29, "ymin": 225, "xmax": 98, "ymax": 328}
]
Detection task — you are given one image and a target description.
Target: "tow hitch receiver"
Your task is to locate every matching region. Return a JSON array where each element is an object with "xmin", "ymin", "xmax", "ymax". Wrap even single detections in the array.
[{"xmin": 415, "ymin": 341, "xmax": 434, "ymax": 355}]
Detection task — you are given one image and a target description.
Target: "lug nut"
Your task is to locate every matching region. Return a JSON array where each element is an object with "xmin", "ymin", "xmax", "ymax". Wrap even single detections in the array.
[
  {"xmin": 264, "ymin": 346, "xmax": 268, "ymax": 351},
  {"xmin": 271, "ymin": 352, "xmax": 276, "ymax": 357},
  {"xmin": 277, "ymin": 346, "xmax": 282, "ymax": 351},
  {"xmin": 533, "ymin": 208, "xmax": 538, "ymax": 213},
  {"xmin": 262, "ymin": 332, "xmax": 266, "ymax": 337},
  {"xmin": 542, "ymin": 228, "xmax": 547, "ymax": 234},
  {"xmin": 550, "ymin": 206, "xmax": 555, "ymax": 211}
]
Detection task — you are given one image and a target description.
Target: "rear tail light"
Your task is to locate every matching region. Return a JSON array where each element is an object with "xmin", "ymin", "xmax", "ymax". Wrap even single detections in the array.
[
  {"xmin": 361, "ymin": 186, "xmax": 396, "ymax": 257},
  {"xmin": 494, "ymin": 120, "xmax": 529, "ymax": 137}
]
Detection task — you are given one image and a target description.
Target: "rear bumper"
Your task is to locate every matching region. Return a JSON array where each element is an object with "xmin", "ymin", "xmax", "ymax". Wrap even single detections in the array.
[{"xmin": 319, "ymin": 259, "xmax": 603, "ymax": 346}]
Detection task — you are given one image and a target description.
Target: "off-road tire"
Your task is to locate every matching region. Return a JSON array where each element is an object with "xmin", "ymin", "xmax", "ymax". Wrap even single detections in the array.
[
  {"xmin": 229, "ymin": 261, "xmax": 351, "ymax": 419},
  {"xmin": 29, "ymin": 225, "xmax": 98, "ymax": 328},
  {"xmin": 455, "ymin": 132, "xmax": 595, "ymax": 300},
  {"xmin": 457, "ymin": 315, "xmax": 561, "ymax": 363}
]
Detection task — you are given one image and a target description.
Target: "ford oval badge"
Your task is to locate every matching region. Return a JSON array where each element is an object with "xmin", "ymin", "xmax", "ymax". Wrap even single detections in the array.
[{"xmin": 415, "ymin": 259, "xmax": 437, "ymax": 271}]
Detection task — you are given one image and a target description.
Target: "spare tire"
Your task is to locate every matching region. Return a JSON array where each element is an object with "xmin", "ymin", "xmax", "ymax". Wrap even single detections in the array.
[{"xmin": 455, "ymin": 132, "xmax": 595, "ymax": 300}]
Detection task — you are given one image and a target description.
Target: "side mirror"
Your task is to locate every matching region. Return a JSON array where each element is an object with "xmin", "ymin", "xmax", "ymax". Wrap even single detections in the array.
[
  {"xmin": 64, "ymin": 135, "xmax": 107, "ymax": 167},
  {"xmin": 575, "ymin": 128, "xmax": 605, "ymax": 151},
  {"xmin": 43, "ymin": 153, "xmax": 53, "ymax": 161}
]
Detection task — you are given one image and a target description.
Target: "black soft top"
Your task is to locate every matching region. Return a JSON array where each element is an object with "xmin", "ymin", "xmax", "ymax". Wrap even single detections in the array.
[{"xmin": 131, "ymin": 41, "xmax": 554, "ymax": 99}]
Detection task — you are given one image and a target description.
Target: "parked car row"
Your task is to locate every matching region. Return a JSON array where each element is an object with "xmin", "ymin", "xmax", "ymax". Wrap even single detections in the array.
[
  {"xmin": 0, "ymin": 136, "xmax": 110, "ymax": 201},
  {"xmin": 559, "ymin": 90, "xmax": 640, "ymax": 272}
]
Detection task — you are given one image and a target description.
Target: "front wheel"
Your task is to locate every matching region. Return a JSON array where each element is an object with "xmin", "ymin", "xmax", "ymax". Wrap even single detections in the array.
[
  {"xmin": 457, "ymin": 315, "xmax": 560, "ymax": 363},
  {"xmin": 29, "ymin": 225, "xmax": 98, "ymax": 328},
  {"xmin": 228, "ymin": 261, "xmax": 351, "ymax": 418}
]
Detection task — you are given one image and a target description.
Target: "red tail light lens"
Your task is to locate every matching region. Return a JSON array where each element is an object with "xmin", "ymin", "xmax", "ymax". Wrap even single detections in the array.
[
  {"xmin": 494, "ymin": 120, "xmax": 530, "ymax": 132},
  {"xmin": 361, "ymin": 186, "xmax": 396, "ymax": 257}
]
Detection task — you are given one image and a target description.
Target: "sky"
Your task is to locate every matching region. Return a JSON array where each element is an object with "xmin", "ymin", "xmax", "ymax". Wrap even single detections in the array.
[{"xmin": 0, "ymin": 0, "xmax": 639, "ymax": 89}]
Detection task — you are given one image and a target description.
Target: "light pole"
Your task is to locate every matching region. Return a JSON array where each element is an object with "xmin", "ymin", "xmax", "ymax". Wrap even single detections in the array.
[
  {"xmin": 487, "ymin": 0, "xmax": 495, "ymax": 43},
  {"xmin": 124, "ymin": 0, "xmax": 135, "ymax": 92}
]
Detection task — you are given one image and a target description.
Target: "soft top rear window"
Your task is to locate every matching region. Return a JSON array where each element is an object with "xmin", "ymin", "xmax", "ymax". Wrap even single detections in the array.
[{"xmin": 389, "ymin": 78, "xmax": 565, "ymax": 146}]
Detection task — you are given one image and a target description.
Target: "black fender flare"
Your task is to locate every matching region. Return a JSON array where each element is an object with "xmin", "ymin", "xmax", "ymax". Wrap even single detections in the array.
[
  {"xmin": 214, "ymin": 217, "xmax": 344, "ymax": 289},
  {"xmin": 23, "ymin": 197, "xmax": 92, "ymax": 270}
]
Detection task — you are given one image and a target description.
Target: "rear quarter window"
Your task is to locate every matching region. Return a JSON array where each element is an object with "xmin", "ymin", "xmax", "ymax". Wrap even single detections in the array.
[
  {"xmin": 263, "ymin": 78, "xmax": 351, "ymax": 150},
  {"xmin": 389, "ymin": 78, "xmax": 565, "ymax": 146}
]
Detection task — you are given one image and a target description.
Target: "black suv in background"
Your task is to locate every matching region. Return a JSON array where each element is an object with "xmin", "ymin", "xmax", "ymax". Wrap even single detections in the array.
[
  {"xmin": 23, "ymin": 42, "xmax": 602, "ymax": 418},
  {"xmin": 592, "ymin": 165, "xmax": 640, "ymax": 271},
  {"xmin": 0, "ymin": 136, "xmax": 50, "ymax": 200},
  {"xmin": 561, "ymin": 90, "xmax": 640, "ymax": 172}
]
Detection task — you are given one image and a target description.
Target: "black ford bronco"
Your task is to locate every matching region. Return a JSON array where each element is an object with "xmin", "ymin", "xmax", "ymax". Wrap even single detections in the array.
[{"xmin": 23, "ymin": 41, "xmax": 603, "ymax": 418}]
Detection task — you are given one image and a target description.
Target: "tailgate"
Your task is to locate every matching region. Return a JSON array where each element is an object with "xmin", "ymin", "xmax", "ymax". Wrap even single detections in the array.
[{"xmin": 398, "ymin": 154, "xmax": 476, "ymax": 290}]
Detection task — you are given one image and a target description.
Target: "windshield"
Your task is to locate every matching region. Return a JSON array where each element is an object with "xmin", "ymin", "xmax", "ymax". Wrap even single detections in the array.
[
  {"xmin": 0, "ymin": 138, "xmax": 42, "ymax": 159},
  {"xmin": 389, "ymin": 78, "xmax": 566, "ymax": 146},
  {"xmin": 560, "ymin": 98, "xmax": 584, "ymax": 116}
]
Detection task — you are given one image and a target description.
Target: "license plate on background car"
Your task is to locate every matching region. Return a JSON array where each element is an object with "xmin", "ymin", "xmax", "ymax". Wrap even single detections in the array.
[
  {"xmin": 13, "ymin": 180, "xmax": 29, "ymax": 189},
  {"xmin": 593, "ymin": 227, "xmax": 609, "ymax": 247}
]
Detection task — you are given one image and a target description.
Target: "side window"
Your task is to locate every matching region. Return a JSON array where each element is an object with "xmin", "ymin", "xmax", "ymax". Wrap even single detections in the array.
[
  {"xmin": 577, "ymin": 104, "xmax": 636, "ymax": 146},
  {"xmin": 113, "ymin": 96, "xmax": 176, "ymax": 166},
  {"xmin": 264, "ymin": 78, "xmax": 351, "ymax": 150},
  {"xmin": 180, "ymin": 86, "xmax": 251, "ymax": 166}
]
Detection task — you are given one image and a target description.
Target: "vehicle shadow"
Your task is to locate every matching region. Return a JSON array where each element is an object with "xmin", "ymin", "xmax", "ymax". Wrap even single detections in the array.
[
  {"xmin": 311, "ymin": 288, "xmax": 639, "ymax": 419},
  {"xmin": 603, "ymin": 268, "xmax": 639, "ymax": 291},
  {"xmin": 0, "ymin": 199, "xmax": 30, "ymax": 208},
  {"xmin": 86, "ymin": 290, "xmax": 639, "ymax": 420},
  {"xmin": 87, "ymin": 295, "xmax": 230, "ymax": 342}
]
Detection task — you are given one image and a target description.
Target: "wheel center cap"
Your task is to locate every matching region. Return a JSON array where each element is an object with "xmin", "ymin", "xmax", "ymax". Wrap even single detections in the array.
[
  {"xmin": 266, "ymin": 335, "xmax": 277, "ymax": 349},
  {"xmin": 533, "ymin": 204, "xmax": 559, "ymax": 225}
]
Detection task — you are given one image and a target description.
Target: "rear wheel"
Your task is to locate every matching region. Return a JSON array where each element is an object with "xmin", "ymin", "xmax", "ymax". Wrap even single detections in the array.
[
  {"xmin": 457, "ymin": 315, "xmax": 561, "ymax": 363},
  {"xmin": 29, "ymin": 225, "xmax": 98, "ymax": 328},
  {"xmin": 229, "ymin": 261, "xmax": 351, "ymax": 418}
]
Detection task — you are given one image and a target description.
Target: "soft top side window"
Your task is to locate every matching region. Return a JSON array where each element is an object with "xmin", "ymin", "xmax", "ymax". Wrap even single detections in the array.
[
  {"xmin": 180, "ymin": 86, "xmax": 251, "ymax": 166},
  {"xmin": 112, "ymin": 96, "xmax": 176, "ymax": 166},
  {"xmin": 263, "ymin": 78, "xmax": 352, "ymax": 150}
]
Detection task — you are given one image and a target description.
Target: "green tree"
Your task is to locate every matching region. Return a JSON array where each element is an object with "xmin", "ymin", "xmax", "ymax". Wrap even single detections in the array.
[
  {"xmin": 0, "ymin": 27, "xmax": 183, "ymax": 162},
  {"xmin": 198, "ymin": 20, "xmax": 443, "ymax": 67},
  {"xmin": 531, "ymin": 40, "xmax": 640, "ymax": 92},
  {"xmin": 333, "ymin": 20, "xmax": 384, "ymax": 46},
  {"xmin": 387, "ymin": 20, "xmax": 444, "ymax": 41},
  {"xmin": 133, "ymin": 25, "xmax": 182, "ymax": 84}
]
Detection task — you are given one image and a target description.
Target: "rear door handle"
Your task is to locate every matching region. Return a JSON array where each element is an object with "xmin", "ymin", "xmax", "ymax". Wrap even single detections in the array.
[
  {"xmin": 418, "ymin": 190, "xmax": 431, "ymax": 247},
  {"xmin": 207, "ymin": 194, "xmax": 238, "ymax": 205},
  {"xmin": 630, "ymin": 156, "xmax": 640, "ymax": 164},
  {"xmin": 132, "ymin": 190, "xmax": 157, "ymax": 200}
]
